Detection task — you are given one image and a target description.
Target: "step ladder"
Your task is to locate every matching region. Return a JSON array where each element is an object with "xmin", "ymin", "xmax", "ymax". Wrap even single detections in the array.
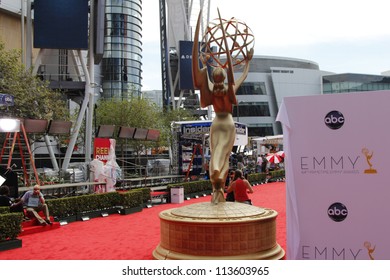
[
  {"xmin": 0, "ymin": 122, "xmax": 40, "ymax": 186},
  {"xmin": 185, "ymin": 144, "xmax": 203, "ymax": 181}
]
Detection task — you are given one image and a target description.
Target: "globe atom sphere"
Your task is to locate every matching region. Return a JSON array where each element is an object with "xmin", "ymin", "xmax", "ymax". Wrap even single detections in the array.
[{"xmin": 200, "ymin": 16, "xmax": 255, "ymax": 69}]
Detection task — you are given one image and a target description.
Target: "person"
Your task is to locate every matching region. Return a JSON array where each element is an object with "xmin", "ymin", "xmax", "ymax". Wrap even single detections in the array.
[
  {"xmin": 225, "ymin": 170, "xmax": 235, "ymax": 202},
  {"xmin": 261, "ymin": 155, "xmax": 267, "ymax": 173},
  {"xmin": 21, "ymin": 184, "xmax": 52, "ymax": 226},
  {"xmin": 192, "ymin": 10, "xmax": 253, "ymax": 203},
  {"xmin": 0, "ymin": 185, "xmax": 24, "ymax": 213},
  {"xmin": 204, "ymin": 160, "xmax": 210, "ymax": 180},
  {"xmin": 237, "ymin": 153, "xmax": 245, "ymax": 171},
  {"xmin": 226, "ymin": 170, "xmax": 254, "ymax": 205}
]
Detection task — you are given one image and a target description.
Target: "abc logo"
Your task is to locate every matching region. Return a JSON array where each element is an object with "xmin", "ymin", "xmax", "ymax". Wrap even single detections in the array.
[
  {"xmin": 328, "ymin": 202, "xmax": 348, "ymax": 222},
  {"xmin": 324, "ymin": 111, "xmax": 344, "ymax": 130}
]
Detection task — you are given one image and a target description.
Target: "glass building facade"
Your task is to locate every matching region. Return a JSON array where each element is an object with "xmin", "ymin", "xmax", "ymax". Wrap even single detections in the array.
[
  {"xmin": 323, "ymin": 73, "xmax": 390, "ymax": 94},
  {"xmin": 101, "ymin": 0, "xmax": 143, "ymax": 99}
]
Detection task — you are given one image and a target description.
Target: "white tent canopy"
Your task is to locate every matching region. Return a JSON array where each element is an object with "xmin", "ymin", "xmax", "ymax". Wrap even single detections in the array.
[{"xmin": 252, "ymin": 134, "xmax": 283, "ymax": 145}]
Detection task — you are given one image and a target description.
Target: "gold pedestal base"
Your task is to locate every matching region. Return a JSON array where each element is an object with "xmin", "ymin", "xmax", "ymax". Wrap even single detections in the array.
[{"xmin": 153, "ymin": 202, "xmax": 285, "ymax": 260}]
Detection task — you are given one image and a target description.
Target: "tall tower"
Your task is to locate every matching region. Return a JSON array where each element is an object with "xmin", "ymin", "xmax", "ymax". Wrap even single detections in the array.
[
  {"xmin": 160, "ymin": 0, "xmax": 210, "ymax": 110},
  {"xmin": 101, "ymin": 0, "xmax": 143, "ymax": 99}
]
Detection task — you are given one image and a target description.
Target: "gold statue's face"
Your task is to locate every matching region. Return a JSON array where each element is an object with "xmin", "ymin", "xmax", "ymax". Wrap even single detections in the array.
[{"xmin": 212, "ymin": 67, "xmax": 226, "ymax": 83}]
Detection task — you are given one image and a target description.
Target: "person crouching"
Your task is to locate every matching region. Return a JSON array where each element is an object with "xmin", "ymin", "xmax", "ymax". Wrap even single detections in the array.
[
  {"xmin": 226, "ymin": 169, "xmax": 254, "ymax": 205},
  {"xmin": 21, "ymin": 185, "xmax": 52, "ymax": 226}
]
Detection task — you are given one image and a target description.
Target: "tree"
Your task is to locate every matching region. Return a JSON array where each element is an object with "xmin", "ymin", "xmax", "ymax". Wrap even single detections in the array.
[
  {"xmin": 158, "ymin": 107, "xmax": 196, "ymax": 149},
  {"xmin": 96, "ymin": 98, "xmax": 196, "ymax": 148},
  {"xmin": 96, "ymin": 98, "xmax": 161, "ymax": 173},
  {"xmin": 0, "ymin": 39, "xmax": 68, "ymax": 120}
]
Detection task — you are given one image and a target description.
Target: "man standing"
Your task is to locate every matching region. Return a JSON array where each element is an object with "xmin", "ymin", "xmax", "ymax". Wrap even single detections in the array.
[{"xmin": 21, "ymin": 185, "xmax": 52, "ymax": 226}]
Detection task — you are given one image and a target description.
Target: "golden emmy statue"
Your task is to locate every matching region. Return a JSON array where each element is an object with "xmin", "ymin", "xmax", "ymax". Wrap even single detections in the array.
[
  {"xmin": 192, "ymin": 9, "xmax": 254, "ymax": 203},
  {"xmin": 153, "ymin": 9, "xmax": 284, "ymax": 260},
  {"xmin": 364, "ymin": 241, "xmax": 376, "ymax": 260},
  {"xmin": 362, "ymin": 147, "xmax": 377, "ymax": 174}
]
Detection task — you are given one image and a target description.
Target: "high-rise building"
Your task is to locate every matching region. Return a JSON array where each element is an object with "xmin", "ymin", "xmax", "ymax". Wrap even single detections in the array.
[
  {"xmin": 159, "ymin": 0, "xmax": 210, "ymax": 110},
  {"xmin": 101, "ymin": 0, "xmax": 143, "ymax": 99},
  {"xmin": 0, "ymin": 0, "xmax": 143, "ymax": 101}
]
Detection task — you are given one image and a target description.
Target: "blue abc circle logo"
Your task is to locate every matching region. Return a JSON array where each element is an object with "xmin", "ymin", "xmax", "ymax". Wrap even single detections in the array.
[
  {"xmin": 328, "ymin": 202, "xmax": 348, "ymax": 222},
  {"xmin": 324, "ymin": 111, "xmax": 345, "ymax": 130}
]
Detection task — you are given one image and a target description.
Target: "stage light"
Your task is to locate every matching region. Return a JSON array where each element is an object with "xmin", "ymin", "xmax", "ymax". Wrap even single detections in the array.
[
  {"xmin": 0, "ymin": 118, "xmax": 20, "ymax": 132},
  {"xmin": 133, "ymin": 128, "xmax": 148, "ymax": 140},
  {"xmin": 96, "ymin": 125, "xmax": 115, "ymax": 138},
  {"xmin": 47, "ymin": 120, "xmax": 72, "ymax": 134},
  {"xmin": 24, "ymin": 119, "xmax": 48, "ymax": 133},
  {"xmin": 146, "ymin": 129, "xmax": 160, "ymax": 141},
  {"xmin": 117, "ymin": 126, "xmax": 136, "ymax": 139}
]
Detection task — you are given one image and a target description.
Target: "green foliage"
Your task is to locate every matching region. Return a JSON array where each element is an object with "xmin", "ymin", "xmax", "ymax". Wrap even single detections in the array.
[
  {"xmin": 270, "ymin": 169, "xmax": 285, "ymax": 179},
  {"xmin": 0, "ymin": 212, "xmax": 23, "ymax": 241},
  {"xmin": 168, "ymin": 180, "xmax": 212, "ymax": 196},
  {"xmin": 46, "ymin": 196, "xmax": 78, "ymax": 218},
  {"xmin": 0, "ymin": 206, "xmax": 10, "ymax": 214},
  {"xmin": 95, "ymin": 98, "xmax": 197, "ymax": 152},
  {"xmin": 134, "ymin": 188, "xmax": 151, "ymax": 203},
  {"xmin": 118, "ymin": 189, "xmax": 144, "ymax": 208},
  {"xmin": 46, "ymin": 189, "xmax": 146, "ymax": 219},
  {"xmin": 247, "ymin": 173, "xmax": 267, "ymax": 184},
  {"xmin": 96, "ymin": 98, "xmax": 160, "ymax": 153},
  {"xmin": 246, "ymin": 170, "xmax": 285, "ymax": 184},
  {"xmin": 47, "ymin": 192, "xmax": 121, "ymax": 217},
  {"xmin": 96, "ymin": 98, "xmax": 159, "ymax": 128},
  {"xmin": 159, "ymin": 108, "xmax": 196, "ymax": 149},
  {"xmin": 0, "ymin": 39, "xmax": 68, "ymax": 120}
]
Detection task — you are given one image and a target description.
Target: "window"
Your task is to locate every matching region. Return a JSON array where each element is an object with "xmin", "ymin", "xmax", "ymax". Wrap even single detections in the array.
[
  {"xmin": 233, "ymin": 102, "xmax": 270, "ymax": 117},
  {"xmin": 236, "ymin": 82, "xmax": 267, "ymax": 95},
  {"xmin": 248, "ymin": 125, "xmax": 273, "ymax": 137}
]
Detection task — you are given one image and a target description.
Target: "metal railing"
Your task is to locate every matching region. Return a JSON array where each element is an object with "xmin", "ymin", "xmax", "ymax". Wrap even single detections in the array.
[{"xmin": 10, "ymin": 153, "xmax": 182, "ymax": 198}]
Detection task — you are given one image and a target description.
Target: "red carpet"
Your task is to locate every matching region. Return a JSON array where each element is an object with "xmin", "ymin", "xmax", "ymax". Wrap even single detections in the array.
[
  {"xmin": 19, "ymin": 216, "xmax": 60, "ymax": 237},
  {"xmin": 0, "ymin": 182, "xmax": 286, "ymax": 260}
]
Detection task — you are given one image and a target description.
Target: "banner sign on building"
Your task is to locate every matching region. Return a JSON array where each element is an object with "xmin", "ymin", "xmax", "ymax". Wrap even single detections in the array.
[
  {"xmin": 0, "ymin": 94, "xmax": 14, "ymax": 106},
  {"xmin": 180, "ymin": 120, "xmax": 247, "ymax": 146},
  {"xmin": 179, "ymin": 40, "xmax": 194, "ymax": 90},
  {"xmin": 159, "ymin": 0, "xmax": 171, "ymax": 108},
  {"xmin": 277, "ymin": 90, "xmax": 390, "ymax": 260}
]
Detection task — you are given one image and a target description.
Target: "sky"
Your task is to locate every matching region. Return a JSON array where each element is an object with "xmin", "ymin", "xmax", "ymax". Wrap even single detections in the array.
[{"xmin": 141, "ymin": 0, "xmax": 390, "ymax": 91}]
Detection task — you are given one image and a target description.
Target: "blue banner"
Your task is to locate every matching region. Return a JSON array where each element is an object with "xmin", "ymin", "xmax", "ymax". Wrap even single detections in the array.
[
  {"xmin": 0, "ymin": 94, "xmax": 14, "ymax": 106},
  {"xmin": 179, "ymin": 40, "xmax": 194, "ymax": 90}
]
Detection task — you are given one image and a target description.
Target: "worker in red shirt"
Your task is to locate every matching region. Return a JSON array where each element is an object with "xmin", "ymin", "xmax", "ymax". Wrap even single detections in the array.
[{"xmin": 226, "ymin": 169, "xmax": 254, "ymax": 205}]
